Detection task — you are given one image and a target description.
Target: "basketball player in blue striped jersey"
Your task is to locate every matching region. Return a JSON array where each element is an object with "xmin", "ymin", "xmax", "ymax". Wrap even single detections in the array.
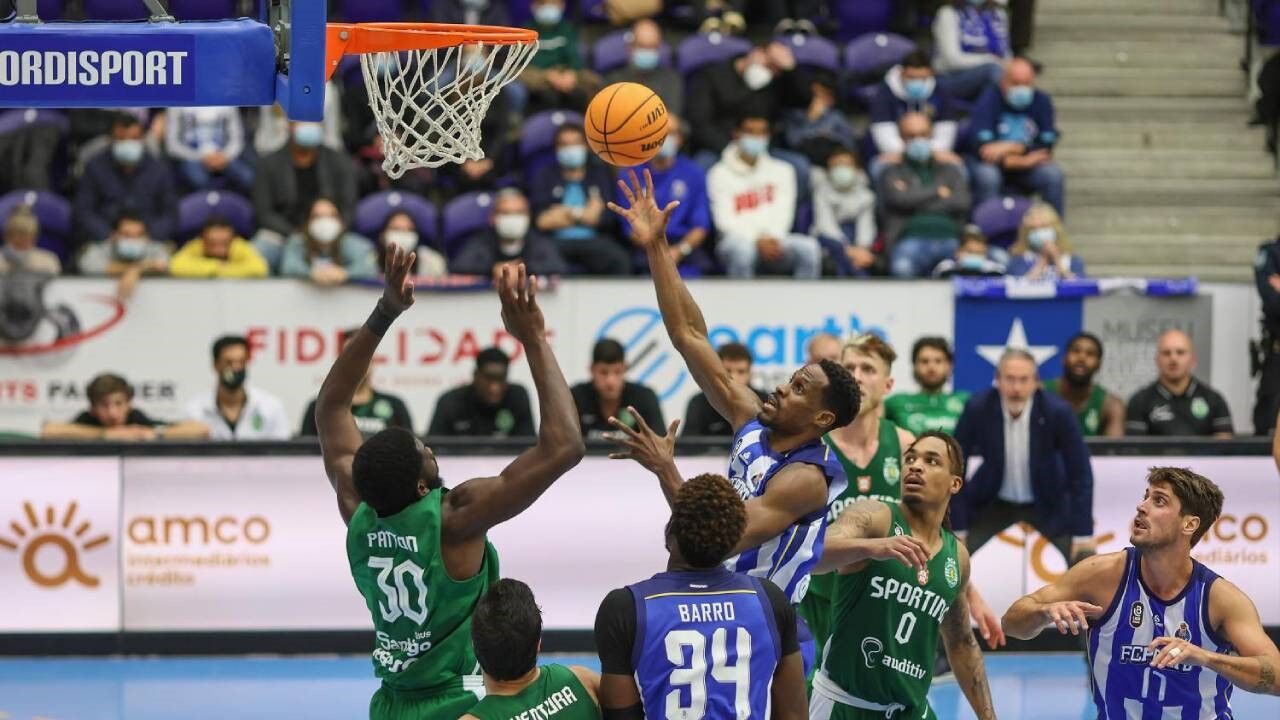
[
  {"xmin": 594, "ymin": 473, "xmax": 808, "ymax": 720},
  {"xmin": 1003, "ymin": 467, "xmax": 1280, "ymax": 717},
  {"xmin": 608, "ymin": 170, "xmax": 861, "ymax": 675}
]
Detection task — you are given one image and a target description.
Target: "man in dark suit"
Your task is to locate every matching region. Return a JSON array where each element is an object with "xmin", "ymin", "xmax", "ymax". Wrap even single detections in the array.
[{"xmin": 952, "ymin": 348, "xmax": 1096, "ymax": 566}]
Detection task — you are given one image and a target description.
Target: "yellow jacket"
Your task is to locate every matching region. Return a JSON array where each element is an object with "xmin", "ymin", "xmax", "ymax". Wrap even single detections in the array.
[{"xmin": 170, "ymin": 237, "xmax": 269, "ymax": 278}]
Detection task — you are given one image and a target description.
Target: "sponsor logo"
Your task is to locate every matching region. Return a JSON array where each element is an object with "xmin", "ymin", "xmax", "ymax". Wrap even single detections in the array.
[
  {"xmin": 883, "ymin": 457, "xmax": 900, "ymax": 486},
  {"xmin": 1175, "ymin": 622, "xmax": 1191, "ymax": 641},
  {"xmin": 1190, "ymin": 397, "xmax": 1210, "ymax": 420},
  {"xmin": 0, "ymin": 49, "xmax": 188, "ymax": 87},
  {"xmin": 857, "ymin": 475, "xmax": 871, "ymax": 494},
  {"xmin": 944, "ymin": 557, "xmax": 959, "ymax": 588},
  {"xmin": 861, "ymin": 636, "xmax": 883, "ymax": 669},
  {"xmin": 1120, "ymin": 644, "xmax": 1190, "ymax": 672},
  {"xmin": 125, "ymin": 513, "xmax": 272, "ymax": 587},
  {"xmin": 0, "ymin": 501, "xmax": 108, "ymax": 588},
  {"xmin": 1129, "ymin": 601, "xmax": 1145, "ymax": 629},
  {"xmin": 0, "ymin": 281, "xmax": 124, "ymax": 357}
]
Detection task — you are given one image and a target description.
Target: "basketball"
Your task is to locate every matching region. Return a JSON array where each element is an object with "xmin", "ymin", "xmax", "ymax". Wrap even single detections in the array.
[{"xmin": 585, "ymin": 82, "xmax": 670, "ymax": 167}]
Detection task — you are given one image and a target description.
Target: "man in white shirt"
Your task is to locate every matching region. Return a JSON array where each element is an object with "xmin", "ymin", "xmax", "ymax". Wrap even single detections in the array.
[{"xmin": 185, "ymin": 334, "xmax": 290, "ymax": 440}]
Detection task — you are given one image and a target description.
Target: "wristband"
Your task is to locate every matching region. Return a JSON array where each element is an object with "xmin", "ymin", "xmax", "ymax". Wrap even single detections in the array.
[{"xmin": 365, "ymin": 299, "xmax": 400, "ymax": 338}]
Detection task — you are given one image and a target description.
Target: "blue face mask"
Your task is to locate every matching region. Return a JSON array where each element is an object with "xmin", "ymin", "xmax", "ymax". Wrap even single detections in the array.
[
  {"xmin": 657, "ymin": 135, "xmax": 678, "ymax": 160},
  {"xmin": 1027, "ymin": 227, "xmax": 1056, "ymax": 251},
  {"xmin": 631, "ymin": 48, "xmax": 660, "ymax": 71},
  {"xmin": 967, "ymin": 0, "xmax": 987, "ymax": 6},
  {"xmin": 557, "ymin": 144, "xmax": 588, "ymax": 168},
  {"xmin": 533, "ymin": 4, "xmax": 563, "ymax": 25},
  {"xmin": 737, "ymin": 134, "xmax": 769, "ymax": 158},
  {"xmin": 959, "ymin": 253, "xmax": 987, "ymax": 271},
  {"xmin": 112, "ymin": 139, "xmax": 144, "ymax": 165},
  {"xmin": 903, "ymin": 78, "xmax": 932, "ymax": 102},
  {"xmin": 292, "ymin": 123, "xmax": 324, "ymax": 148},
  {"xmin": 905, "ymin": 138, "xmax": 932, "ymax": 163},
  {"xmin": 1006, "ymin": 85, "xmax": 1035, "ymax": 110}
]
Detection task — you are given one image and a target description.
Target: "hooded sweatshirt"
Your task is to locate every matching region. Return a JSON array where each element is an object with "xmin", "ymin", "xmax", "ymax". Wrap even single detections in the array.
[
  {"xmin": 869, "ymin": 65, "xmax": 959, "ymax": 155},
  {"xmin": 706, "ymin": 144, "xmax": 797, "ymax": 241}
]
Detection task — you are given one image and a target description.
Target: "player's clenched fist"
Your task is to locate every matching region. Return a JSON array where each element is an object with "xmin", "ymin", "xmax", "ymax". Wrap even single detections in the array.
[{"xmin": 1042, "ymin": 600, "xmax": 1103, "ymax": 636}]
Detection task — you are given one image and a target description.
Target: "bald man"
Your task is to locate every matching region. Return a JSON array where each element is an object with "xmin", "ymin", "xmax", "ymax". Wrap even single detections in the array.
[
  {"xmin": 604, "ymin": 18, "xmax": 683, "ymax": 116},
  {"xmin": 805, "ymin": 332, "xmax": 842, "ymax": 364},
  {"xmin": 1125, "ymin": 330, "xmax": 1233, "ymax": 438}
]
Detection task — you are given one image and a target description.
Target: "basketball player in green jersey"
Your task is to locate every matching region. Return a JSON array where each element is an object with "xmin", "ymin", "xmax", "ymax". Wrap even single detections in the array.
[
  {"xmin": 1043, "ymin": 332, "xmax": 1124, "ymax": 437},
  {"xmin": 810, "ymin": 432, "xmax": 996, "ymax": 720},
  {"xmin": 316, "ymin": 250, "xmax": 586, "ymax": 720},
  {"xmin": 462, "ymin": 579, "xmax": 601, "ymax": 720},
  {"xmin": 884, "ymin": 338, "xmax": 969, "ymax": 436}
]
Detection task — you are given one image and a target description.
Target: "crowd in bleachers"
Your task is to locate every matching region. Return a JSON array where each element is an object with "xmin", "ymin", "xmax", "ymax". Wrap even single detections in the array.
[{"xmin": 0, "ymin": 0, "xmax": 1085, "ymax": 288}]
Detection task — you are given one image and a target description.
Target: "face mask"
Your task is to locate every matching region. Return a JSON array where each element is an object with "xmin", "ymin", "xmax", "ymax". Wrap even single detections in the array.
[
  {"xmin": 556, "ymin": 144, "xmax": 588, "ymax": 169},
  {"xmin": 460, "ymin": 0, "xmax": 488, "ymax": 8},
  {"xmin": 220, "ymin": 367, "xmax": 247, "ymax": 391},
  {"xmin": 115, "ymin": 237, "xmax": 149, "ymax": 260},
  {"xmin": 1006, "ymin": 85, "xmax": 1035, "ymax": 110},
  {"xmin": 743, "ymin": 63, "xmax": 774, "ymax": 91},
  {"xmin": 1027, "ymin": 227, "xmax": 1057, "ymax": 251},
  {"xmin": 967, "ymin": 0, "xmax": 987, "ymax": 6},
  {"xmin": 292, "ymin": 122, "xmax": 324, "ymax": 148},
  {"xmin": 385, "ymin": 229, "xmax": 418, "ymax": 252},
  {"xmin": 905, "ymin": 138, "xmax": 933, "ymax": 163},
  {"xmin": 829, "ymin": 165, "xmax": 858, "ymax": 190},
  {"xmin": 737, "ymin": 134, "xmax": 769, "ymax": 158},
  {"xmin": 533, "ymin": 4, "xmax": 563, "ymax": 25},
  {"xmin": 309, "ymin": 216, "xmax": 343, "ymax": 244},
  {"xmin": 959, "ymin": 253, "xmax": 987, "ymax": 271},
  {"xmin": 903, "ymin": 78, "xmax": 933, "ymax": 102},
  {"xmin": 495, "ymin": 213, "xmax": 530, "ymax": 241},
  {"xmin": 112, "ymin": 139, "xmax": 144, "ymax": 165},
  {"xmin": 657, "ymin": 135, "xmax": 679, "ymax": 160},
  {"xmin": 631, "ymin": 48, "xmax": 660, "ymax": 71}
]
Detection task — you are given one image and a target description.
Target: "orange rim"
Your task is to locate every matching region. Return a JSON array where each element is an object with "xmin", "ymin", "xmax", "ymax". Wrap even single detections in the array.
[{"xmin": 325, "ymin": 22, "xmax": 538, "ymax": 80}]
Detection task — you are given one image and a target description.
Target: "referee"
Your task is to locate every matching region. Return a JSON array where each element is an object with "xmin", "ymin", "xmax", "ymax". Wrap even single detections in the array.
[{"xmin": 1125, "ymin": 329, "xmax": 1233, "ymax": 438}]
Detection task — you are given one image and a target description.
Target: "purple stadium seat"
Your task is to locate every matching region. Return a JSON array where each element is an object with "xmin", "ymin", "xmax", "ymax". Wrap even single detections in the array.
[
  {"xmin": 676, "ymin": 32, "xmax": 752, "ymax": 76},
  {"xmin": 774, "ymin": 32, "xmax": 839, "ymax": 72},
  {"xmin": 0, "ymin": 109, "xmax": 68, "ymax": 137},
  {"xmin": 576, "ymin": 0, "xmax": 606, "ymax": 23},
  {"xmin": 506, "ymin": 0, "xmax": 532, "ymax": 26},
  {"xmin": 81, "ymin": 0, "xmax": 148, "ymax": 20},
  {"xmin": 442, "ymin": 191, "xmax": 495, "ymax": 259},
  {"xmin": 971, "ymin": 195, "xmax": 1033, "ymax": 249},
  {"xmin": 338, "ymin": 0, "xmax": 406, "ymax": 23},
  {"xmin": 518, "ymin": 109, "xmax": 583, "ymax": 182},
  {"xmin": 591, "ymin": 29, "xmax": 674, "ymax": 75},
  {"xmin": 0, "ymin": 190, "xmax": 72, "ymax": 264},
  {"xmin": 832, "ymin": 0, "xmax": 894, "ymax": 43},
  {"xmin": 844, "ymin": 32, "xmax": 916, "ymax": 106},
  {"xmin": 354, "ymin": 191, "xmax": 440, "ymax": 248},
  {"xmin": 176, "ymin": 190, "xmax": 255, "ymax": 240},
  {"xmin": 169, "ymin": 0, "xmax": 237, "ymax": 20},
  {"xmin": 1258, "ymin": 1, "xmax": 1280, "ymax": 46}
]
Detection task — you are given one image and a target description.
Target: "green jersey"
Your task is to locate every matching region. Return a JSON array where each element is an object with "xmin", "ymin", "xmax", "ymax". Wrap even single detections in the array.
[
  {"xmin": 466, "ymin": 664, "xmax": 599, "ymax": 720},
  {"xmin": 347, "ymin": 490, "xmax": 500, "ymax": 695},
  {"xmin": 883, "ymin": 391, "xmax": 968, "ymax": 436},
  {"xmin": 1044, "ymin": 379, "xmax": 1108, "ymax": 436},
  {"xmin": 820, "ymin": 503, "xmax": 961, "ymax": 716}
]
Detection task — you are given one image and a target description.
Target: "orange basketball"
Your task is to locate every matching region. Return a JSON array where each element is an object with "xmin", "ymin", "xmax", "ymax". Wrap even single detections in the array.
[{"xmin": 585, "ymin": 82, "xmax": 670, "ymax": 167}]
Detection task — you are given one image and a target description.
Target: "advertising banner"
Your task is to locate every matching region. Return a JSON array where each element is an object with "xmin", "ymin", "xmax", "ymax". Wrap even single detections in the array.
[{"xmin": 0, "ymin": 457, "xmax": 121, "ymax": 632}]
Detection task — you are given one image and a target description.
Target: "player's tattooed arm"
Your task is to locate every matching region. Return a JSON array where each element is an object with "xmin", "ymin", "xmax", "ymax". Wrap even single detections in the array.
[
  {"xmin": 1204, "ymin": 579, "xmax": 1280, "ymax": 696},
  {"xmin": 942, "ymin": 546, "xmax": 997, "ymax": 720},
  {"xmin": 813, "ymin": 498, "xmax": 927, "ymax": 573}
]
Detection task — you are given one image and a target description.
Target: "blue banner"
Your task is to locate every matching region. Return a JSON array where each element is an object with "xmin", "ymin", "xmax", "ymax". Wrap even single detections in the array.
[
  {"xmin": 953, "ymin": 276, "xmax": 1198, "ymax": 299},
  {"xmin": 952, "ymin": 296, "xmax": 1083, "ymax": 392}
]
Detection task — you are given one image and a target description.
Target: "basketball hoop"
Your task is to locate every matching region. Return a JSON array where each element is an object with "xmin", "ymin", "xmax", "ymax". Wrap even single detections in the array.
[{"xmin": 326, "ymin": 23, "xmax": 539, "ymax": 179}]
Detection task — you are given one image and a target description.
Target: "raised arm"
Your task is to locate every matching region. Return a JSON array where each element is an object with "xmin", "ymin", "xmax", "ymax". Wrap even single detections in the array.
[
  {"xmin": 1001, "ymin": 551, "xmax": 1122, "ymax": 640},
  {"xmin": 315, "ymin": 245, "xmax": 417, "ymax": 525},
  {"xmin": 440, "ymin": 265, "xmax": 586, "ymax": 541},
  {"xmin": 812, "ymin": 497, "xmax": 930, "ymax": 574},
  {"xmin": 730, "ymin": 463, "xmax": 829, "ymax": 556},
  {"xmin": 940, "ymin": 545, "xmax": 996, "ymax": 720},
  {"xmin": 608, "ymin": 169, "xmax": 762, "ymax": 432}
]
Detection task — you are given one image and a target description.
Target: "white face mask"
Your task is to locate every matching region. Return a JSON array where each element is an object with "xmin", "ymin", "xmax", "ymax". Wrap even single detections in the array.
[
  {"xmin": 829, "ymin": 165, "xmax": 859, "ymax": 190},
  {"xmin": 309, "ymin": 216, "xmax": 343, "ymax": 244},
  {"xmin": 115, "ymin": 236, "xmax": 149, "ymax": 260},
  {"xmin": 743, "ymin": 62, "xmax": 774, "ymax": 91},
  {"xmin": 495, "ymin": 213, "xmax": 530, "ymax": 241},
  {"xmin": 384, "ymin": 229, "xmax": 418, "ymax": 252}
]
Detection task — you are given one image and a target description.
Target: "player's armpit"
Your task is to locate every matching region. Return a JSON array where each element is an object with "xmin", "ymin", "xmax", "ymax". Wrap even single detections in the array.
[
  {"xmin": 598, "ymin": 674, "xmax": 644, "ymax": 719},
  {"xmin": 1209, "ymin": 579, "xmax": 1280, "ymax": 695},
  {"xmin": 769, "ymin": 651, "xmax": 808, "ymax": 720},
  {"xmin": 568, "ymin": 665, "xmax": 602, "ymax": 706},
  {"xmin": 732, "ymin": 463, "xmax": 829, "ymax": 555},
  {"xmin": 812, "ymin": 498, "xmax": 893, "ymax": 574},
  {"xmin": 1001, "ymin": 551, "xmax": 1123, "ymax": 640}
]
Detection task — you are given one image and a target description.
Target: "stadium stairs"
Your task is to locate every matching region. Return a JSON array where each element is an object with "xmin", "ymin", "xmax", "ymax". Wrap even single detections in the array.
[{"xmin": 1036, "ymin": 0, "xmax": 1280, "ymax": 281}]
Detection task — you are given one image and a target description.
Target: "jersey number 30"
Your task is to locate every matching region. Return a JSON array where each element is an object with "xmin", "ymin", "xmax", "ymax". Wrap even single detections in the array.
[
  {"xmin": 368, "ymin": 557, "xmax": 429, "ymax": 624},
  {"xmin": 664, "ymin": 628, "xmax": 752, "ymax": 720}
]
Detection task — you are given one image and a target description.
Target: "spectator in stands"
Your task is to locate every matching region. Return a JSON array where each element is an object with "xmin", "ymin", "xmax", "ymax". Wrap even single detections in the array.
[
  {"xmin": 683, "ymin": 343, "xmax": 766, "ymax": 437},
  {"xmin": 686, "ymin": 42, "xmax": 803, "ymax": 157},
  {"xmin": 437, "ymin": 49, "xmax": 512, "ymax": 198},
  {"xmin": 254, "ymin": 89, "xmax": 343, "ymax": 155},
  {"xmin": 1126, "ymin": 329, "xmax": 1233, "ymax": 438},
  {"xmin": 429, "ymin": 0, "xmax": 510, "ymax": 25},
  {"xmin": 572, "ymin": 338, "xmax": 664, "ymax": 439},
  {"xmin": 618, "ymin": 115, "xmax": 713, "ymax": 274},
  {"xmin": 299, "ymin": 329, "xmax": 413, "ymax": 438},
  {"xmin": 970, "ymin": 58, "xmax": 1065, "ymax": 216},
  {"xmin": 378, "ymin": 211, "xmax": 448, "ymax": 279},
  {"xmin": 868, "ymin": 51, "xmax": 961, "ymax": 180},
  {"xmin": 931, "ymin": 224, "xmax": 1005, "ymax": 277},
  {"xmin": 74, "ymin": 113, "xmax": 177, "ymax": 250},
  {"xmin": 1253, "ymin": 234, "xmax": 1280, "ymax": 434},
  {"xmin": 782, "ymin": 70, "xmax": 855, "ymax": 161},
  {"xmin": 169, "ymin": 217, "xmax": 269, "ymax": 279},
  {"xmin": 953, "ymin": 348, "xmax": 1096, "ymax": 567},
  {"xmin": 708, "ymin": 114, "xmax": 820, "ymax": 279},
  {"xmin": 811, "ymin": 145, "xmax": 878, "ymax": 276},
  {"xmin": 279, "ymin": 198, "xmax": 379, "ymax": 285},
  {"xmin": 428, "ymin": 347, "xmax": 536, "ymax": 438},
  {"xmin": 451, "ymin": 188, "xmax": 568, "ymax": 278},
  {"xmin": 885, "ymin": 337, "xmax": 969, "ymax": 435},
  {"xmin": 530, "ymin": 124, "xmax": 628, "ymax": 276},
  {"xmin": 0, "ymin": 206, "xmax": 60, "ymax": 275},
  {"xmin": 519, "ymin": 0, "xmax": 601, "ymax": 112},
  {"xmin": 0, "ymin": 108, "xmax": 58, "ymax": 195},
  {"xmin": 252, "ymin": 121, "xmax": 358, "ymax": 272},
  {"xmin": 78, "ymin": 212, "xmax": 171, "ymax": 300},
  {"xmin": 1044, "ymin": 332, "xmax": 1125, "ymax": 438},
  {"xmin": 932, "ymin": 0, "xmax": 1010, "ymax": 101},
  {"xmin": 604, "ymin": 19, "xmax": 684, "ymax": 116},
  {"xmin": 1005, "ymin": 202, "xmax": 1083, "ymax": 280},
  {"xmin": 186, "ymin": 334, "xmax": 291, "ymax": 440},
  {"xmin": 41, "ymin": 373, "xmax": 209, "ymax": 441},
  {"xmin": 164, "ymin": 107, "xmax": 253, "ymax": 193},
  {"xmin": 879, "ymin": 112, "xmax": 971, "ymax": 278},
  {"xmin": 805, "ymin": 332, "xmax": 841, "ymax": 364}
]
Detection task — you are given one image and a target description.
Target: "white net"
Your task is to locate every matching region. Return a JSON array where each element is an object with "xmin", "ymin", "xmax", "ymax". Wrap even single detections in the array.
[{"xmin": 360, "ymin": 38, "xmax": 539, "ymax": 179}]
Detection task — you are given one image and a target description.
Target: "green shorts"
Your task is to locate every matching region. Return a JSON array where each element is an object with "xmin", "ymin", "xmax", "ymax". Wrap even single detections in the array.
[{"xmin": 369, "ymin": 682, "xmax": 484, "ymax": 720}]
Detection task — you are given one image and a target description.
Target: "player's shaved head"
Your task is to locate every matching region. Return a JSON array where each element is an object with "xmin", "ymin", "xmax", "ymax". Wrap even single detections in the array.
[
  {"xmin": 471, "ymin": 578, "xmax": 542, "ymax": 681},
  {"xmin": 669, "ymin": 474, "xmax": 746, "ymax": 568},
  {"xmin": 352, "ymin": 428, "xmax": 437, "ymax": 516}
]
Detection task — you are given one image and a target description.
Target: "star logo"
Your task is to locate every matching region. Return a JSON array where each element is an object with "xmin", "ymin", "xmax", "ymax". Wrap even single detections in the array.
[{"xmin": 975, "ymin": 318, "xmax": 1058, "ymax": 370}]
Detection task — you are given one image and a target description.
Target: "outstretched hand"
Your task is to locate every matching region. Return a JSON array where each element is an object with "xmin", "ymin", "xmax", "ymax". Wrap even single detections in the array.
[
  {"xmin": 382, "ymin": 244, "xmax": 416, "ymax": 314},
  {"xmin": 497, "ymin": 263, "xmax": 545, "ymax": 344},
  {"xmin": 607, "ymin": 409, "xmax": 678, "ymax": 475},
  {"xmin": 607, "ymin": 169, "xmax": 680, "ymax": 250}
]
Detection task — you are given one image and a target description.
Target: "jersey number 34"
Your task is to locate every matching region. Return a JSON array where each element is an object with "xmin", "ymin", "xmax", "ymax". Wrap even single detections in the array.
[{"xmin": 664, "ymin": 627, "xmax": 752, "ymax": 720}]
